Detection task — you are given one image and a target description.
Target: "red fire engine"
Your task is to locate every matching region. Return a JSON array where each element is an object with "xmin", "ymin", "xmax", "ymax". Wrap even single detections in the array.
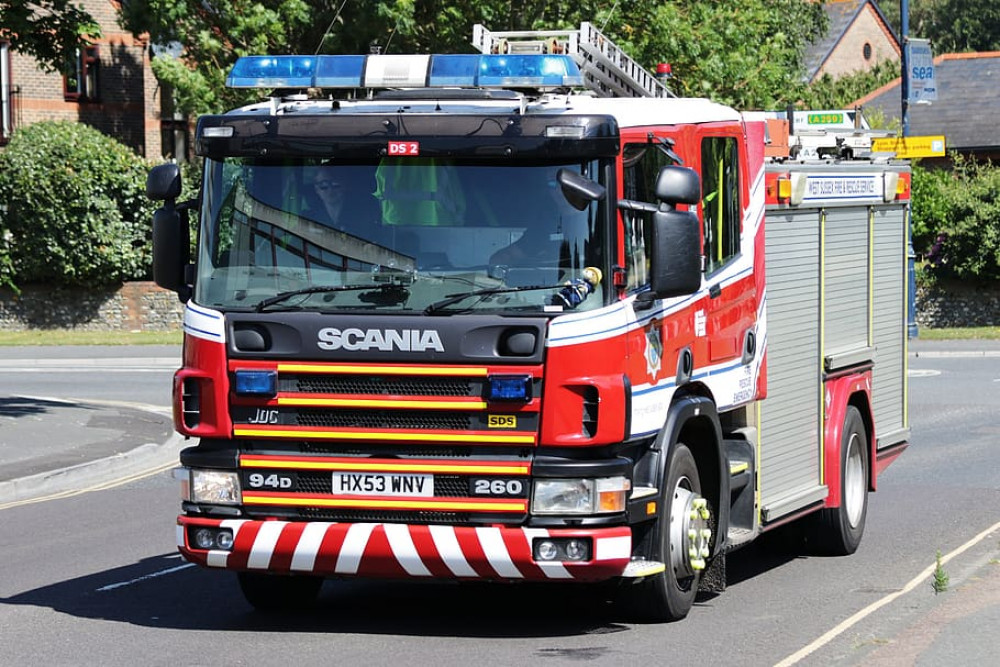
[{"xmin": 147, "ymin": 23, "xmax": 910, "ymax": 621}]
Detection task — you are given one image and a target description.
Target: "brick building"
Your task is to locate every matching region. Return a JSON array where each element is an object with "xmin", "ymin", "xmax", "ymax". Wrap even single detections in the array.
[
  {"xmin": 0, "ymin": 0, "xmax": 185, "ymax": 158},
  {"xmin": 805, "ymin": 0, "xmax": 900, "ymax": 82}
]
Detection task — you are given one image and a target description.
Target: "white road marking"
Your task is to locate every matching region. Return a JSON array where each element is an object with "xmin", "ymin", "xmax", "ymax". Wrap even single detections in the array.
[
  {"xmin": 776, "ymin": 519, "xmax": 1000, "ymax": 666},
  {"xmin": 96, "ymin": 562, "xmax": 195, "ymax": 592}
]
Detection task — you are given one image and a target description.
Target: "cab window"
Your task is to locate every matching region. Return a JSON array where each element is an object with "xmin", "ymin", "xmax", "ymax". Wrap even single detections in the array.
[
  {"xmin": 621, "ymin": 142, "xmax": 675, "ymax": 291},
  {"xmin": 701, "ymin": 137, "xmax": 740, "ymax": 274}
]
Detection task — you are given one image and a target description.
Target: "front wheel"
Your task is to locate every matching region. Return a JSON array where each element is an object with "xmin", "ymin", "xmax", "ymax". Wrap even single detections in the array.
[
  {"xmin": 619, "ymin": 442, "xmax": 709, "ymax": 622},
  {"xmin": 237, "ymin": 572, "xmax": 323, "ymax": 612},
  {"xmin": 814, "ymin": 405, "xmax": 869, "ymax": 555}
]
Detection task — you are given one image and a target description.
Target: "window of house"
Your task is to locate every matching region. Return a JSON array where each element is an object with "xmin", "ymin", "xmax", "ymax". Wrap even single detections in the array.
[
  {"xmin": 1, "ymin": 41, "xmax": 11, "ymax": 142},
  {"xmin": 64, "ymin": 46, "xmax": 100, "ymax": 102},
  {"xmin": 863, "ymin": 42, "xmax": 873, "ymax": 61},
  {"xmin": 700, "ymin": 137, "xmax": 740, "ymax": 275},
  {"xmin": 621, "ymin": 140, "xmax": 676, "ymax": 291}
]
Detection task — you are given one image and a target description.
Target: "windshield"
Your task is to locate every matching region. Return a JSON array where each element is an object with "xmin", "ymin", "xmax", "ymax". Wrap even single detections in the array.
[{"xmin": 194, "ymin": 157, "xmax": 608, "ymax": 314}]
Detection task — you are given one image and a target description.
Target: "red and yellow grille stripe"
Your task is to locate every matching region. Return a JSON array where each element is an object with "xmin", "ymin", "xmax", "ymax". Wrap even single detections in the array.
[
  {"xmin": 241, "ymin": 492, "xmax": 527, "ymax": 512},
  {"xmin": 274, "ymin": 395, "xmax": 490, "ymax": 410},
  {"xmin": 230, "ymin": 360, "xmax": 493, "ymax": 376},
  {"xmin": 240, "ymin": 455, "xmax": 530, "ymax": 475},
  {"xmin": 233, "ymin": 425, "xmax": 536, "ymax": 444}
]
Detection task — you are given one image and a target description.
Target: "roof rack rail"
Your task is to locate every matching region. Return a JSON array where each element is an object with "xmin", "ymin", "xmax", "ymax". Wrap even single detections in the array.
[{"xmin": 472, "ymin": 22, "xmax": 673, "ymax": 99}]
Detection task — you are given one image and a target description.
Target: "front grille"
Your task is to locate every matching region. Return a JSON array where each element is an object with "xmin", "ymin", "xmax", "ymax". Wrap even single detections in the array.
[
  {"xmin": 297, "ymin": 443, "xmax": 480, "ymax": 457},
  {"xmin": 298, "ymin": 508, "xmax": 471, "ymax": 524},
  {"xmin": 290, "ymin": 375, "xmax": 475, "ymax": 396},
  {"xmin": 296, "ymin": 409, "xmax": 473, "ymax": 430}
]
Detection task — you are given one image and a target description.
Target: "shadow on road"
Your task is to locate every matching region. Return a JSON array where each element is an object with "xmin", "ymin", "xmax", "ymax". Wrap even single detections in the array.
[
  {"xmin": 3, "ymin": 533, "xmax": 826, "ymax": 636},
  {"xmin": 0, "ymin": 396, "xmax": 88, "ymax": 419},
  {"xmin": 1, "ymin": 552, "xmax": 640, "ymax": 637}
]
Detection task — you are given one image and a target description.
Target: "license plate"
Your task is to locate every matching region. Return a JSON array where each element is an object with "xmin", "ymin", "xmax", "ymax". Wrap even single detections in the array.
[{"xmin": 332, "ymin": 472, "xmax": 434, "ymax": 497}]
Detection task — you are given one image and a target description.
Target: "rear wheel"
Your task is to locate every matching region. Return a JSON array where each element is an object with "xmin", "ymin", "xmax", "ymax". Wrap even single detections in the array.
[
  {"xmin": 620, "ymin": 443, "xmax": 709, "ymax": 622},
  {"xmin": 815, "ymin": 405, "xmax": 869, "ymax": 555},
  {"xmin": 237, "ymin": 572, "xmax": 323, "ymax": 612}
]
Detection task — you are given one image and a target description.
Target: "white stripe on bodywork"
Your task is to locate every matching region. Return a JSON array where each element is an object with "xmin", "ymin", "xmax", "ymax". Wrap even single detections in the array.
[
  {"xmin": 429, "ymin": 525, "xmax": 478, "ymax": 577},
  {"xmin": 335, "ymin": 523, "xmax": 377, "ymax": 574},
  {"xmin": 247, "ymin": 521, "xmax": 286, "ymax": 569},
  {"xmin": 184, "ymin": 302, "xmax": 226, "ymax": 343},
  {"xmin": 594, "ymin": 535, "xmax": 631, "ymax": 561},
  {"xmin": 384, "ymin": 524, "xmax": 432, "ymax": 577},
  {"xmin": 521, "ymin": 528, "xmax": 572, "ymax": 579},
  {"xmin": 476, "ymin": 527, "xmax": 523, "ymax": 579},
  {"xmin": 290, "ymin": 522, "xmax": 332, "ymax": 572}
]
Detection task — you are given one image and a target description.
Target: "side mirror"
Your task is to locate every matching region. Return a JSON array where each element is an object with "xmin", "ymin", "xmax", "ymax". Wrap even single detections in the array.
[
  {"xmin": 654, "ymin": 165, "xmax": 701, "ymax": 205},
  {"xmin": 152, "ymin": 204, "xmax": 191, "ymax": 301},
  {"xmin": 147, "ymin": 163, "xmax": 182, "ymax": 201},
  {"xmin": 557, "ymin": 168, "xmax": 606, "ymax": 211},
  {"xmin": 648, "ymin": 209, "xmax": 701, "ymax": 299},
  {"xmin": 646, "ymin": 165, "xmax": 702, "ymax": 299}
]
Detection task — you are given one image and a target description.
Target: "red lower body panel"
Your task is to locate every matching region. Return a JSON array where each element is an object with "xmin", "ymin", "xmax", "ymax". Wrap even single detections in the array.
[{"xmin": 178, "ymin": 516, "xmax": 631, "ymax": 582}]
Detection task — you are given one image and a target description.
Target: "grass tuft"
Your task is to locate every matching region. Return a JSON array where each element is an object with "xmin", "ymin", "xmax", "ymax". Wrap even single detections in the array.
[{"xmin": 0, "ymin": 330, "xmax": 182, "ymax": 346}]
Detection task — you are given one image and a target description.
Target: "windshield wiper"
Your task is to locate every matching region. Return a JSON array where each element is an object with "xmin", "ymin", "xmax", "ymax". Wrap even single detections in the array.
[
  {"xmin": 254, "ymin": 284, "xmax": 391, "ymax": 312},
  {"xmin": 424, "ymin": 284, "xmax": 566, "ymax": 314}
]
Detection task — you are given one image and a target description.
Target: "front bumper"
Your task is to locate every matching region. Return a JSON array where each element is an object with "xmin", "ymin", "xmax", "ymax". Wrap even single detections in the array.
[{"xmin": 177, "ymin": 515, "xmax": 632, "ymax": 582}]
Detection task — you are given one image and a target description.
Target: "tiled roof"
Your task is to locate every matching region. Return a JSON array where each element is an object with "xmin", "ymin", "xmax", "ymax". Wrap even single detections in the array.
[
  {"xmin": 805, "ymin": 0, "xmax": 865, "ymax": 79},
  {"xmin": 853, "ymin": 53, "xmax": 1000, "ymax": 151}
]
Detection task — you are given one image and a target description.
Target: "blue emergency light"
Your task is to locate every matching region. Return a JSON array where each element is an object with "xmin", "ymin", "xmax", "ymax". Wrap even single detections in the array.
[
  {"xmin": 234, "ymin": 369, "xmax": 278, "ymax": 397},
  {"xmin": 226, "ymin": 54, "xmax": 584, "ymax": 90},
  {"xmin": 487, "ymin": 375, "xmax": 533, "ymax": 402}
]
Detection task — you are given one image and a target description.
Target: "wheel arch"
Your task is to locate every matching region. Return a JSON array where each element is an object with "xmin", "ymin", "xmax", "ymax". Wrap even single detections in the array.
[
  {"xmin": 654, "ymin": 394, "xmax": 729, "ymax": 553},
  {"xmin": 823, "ymin": 370, "xmax": 875, "ymax": 510}
]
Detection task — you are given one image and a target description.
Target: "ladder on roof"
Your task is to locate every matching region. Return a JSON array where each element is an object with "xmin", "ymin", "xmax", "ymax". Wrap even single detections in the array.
[{"xmin": 471, "ymin": 22, "xmax": 673, "ymax": 99}]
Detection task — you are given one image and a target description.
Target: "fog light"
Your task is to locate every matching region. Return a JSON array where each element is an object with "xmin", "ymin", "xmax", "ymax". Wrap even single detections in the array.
[
  {"xmin": 216, "ymin": 530, "xmax": 234, "ymax": 550},
  {"xmin": 532, "ymin": 537, "xmax": 593, "ymax": 562},
  {"xmin": 194, "ymin": 528, "xmax": 215, "ymax": 549},
  {"xmin": 536, "ymin": 540, "xmax": 559, "ymax": 561},
  {"xmin": 565, "ymin": 539, "xmax": 589, "ymax": 561}
]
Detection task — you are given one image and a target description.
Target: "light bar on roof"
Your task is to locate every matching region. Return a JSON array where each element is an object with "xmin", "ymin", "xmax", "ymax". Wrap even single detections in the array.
[
  {"xmin": 226, "ymin": 54, "xmax": 584, "ymax": 90},
  {"xmin": 226, "ymin": 56, "xmax": 317, "ymax": 88}
]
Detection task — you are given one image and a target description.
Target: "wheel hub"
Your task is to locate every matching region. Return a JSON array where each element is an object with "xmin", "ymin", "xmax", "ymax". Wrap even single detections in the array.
[{"xmin": 669, "ymin": 485, "xmax": 712, "ymax": 578}]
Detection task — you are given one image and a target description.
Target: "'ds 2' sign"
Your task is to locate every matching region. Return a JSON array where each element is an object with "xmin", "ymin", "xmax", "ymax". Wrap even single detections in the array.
[{"xmin": 388, "ymin": 141, "xmax": 419, "ymax": 156}]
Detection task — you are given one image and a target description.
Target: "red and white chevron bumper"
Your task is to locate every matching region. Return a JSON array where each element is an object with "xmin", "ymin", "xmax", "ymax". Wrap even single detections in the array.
[{"xmin": 178, "ymin": 516, "xmax": 632, "ymax": 582}]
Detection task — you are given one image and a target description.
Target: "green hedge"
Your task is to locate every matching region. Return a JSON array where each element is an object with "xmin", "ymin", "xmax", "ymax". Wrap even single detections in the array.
[
  {"xmin": 912, "ymin": 158, "xmax": 1000, "ymax": 283},
  {"xmin": 0, "ymin": 121, "xmax": 157, "ymax": 290}
]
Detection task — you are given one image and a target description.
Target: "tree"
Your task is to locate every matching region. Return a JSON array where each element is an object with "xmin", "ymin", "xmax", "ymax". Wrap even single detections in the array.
[
  {"xmin": 801, "ymin": 58, "xmax": 901, "ymax": 110},
  {"xmin": 0, "ymin": 0, "xmax": 101, "ymax": 72},
  {"xmin": 121, "ymin": 0, "xmax": 828, "ymax": 116}
]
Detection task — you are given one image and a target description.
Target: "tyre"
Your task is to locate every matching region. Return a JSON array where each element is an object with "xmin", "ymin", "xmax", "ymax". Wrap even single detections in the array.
[
  {"xmin": 815, "ymin": 405, "xmax": 869, "ymax": 555},
  {"xmin": 237, "ymin": 572, "xmax": 324, "ymax": 612},
  {"xmin": 619, "ymin": 442, "xmax": 709, "ymax": 622}
]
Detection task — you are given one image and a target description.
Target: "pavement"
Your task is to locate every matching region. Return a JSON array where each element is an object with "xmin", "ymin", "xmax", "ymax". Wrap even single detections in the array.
[
  {"xmin": 0, "ymin": 349, "xmax": 185, "ymax": 505},
  {"xmin": 0, "ymin": 338, "xmax": 998, "ymax": 663}
]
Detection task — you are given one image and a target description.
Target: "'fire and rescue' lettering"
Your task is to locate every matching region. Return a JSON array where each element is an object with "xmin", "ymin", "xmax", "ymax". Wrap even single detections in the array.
[{"xmin": 317, "ymin": 327, "xmax": 445, "ymax": 352}]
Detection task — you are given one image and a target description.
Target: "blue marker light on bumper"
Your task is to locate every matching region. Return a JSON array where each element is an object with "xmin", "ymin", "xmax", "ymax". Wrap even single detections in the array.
[
  {"xmin": 234, "ymin": 370, "xmax": 278, "ymax": 397},
  {"xmin": 488, "ymin": 375, "xmax": 532, "ymax": 402}
]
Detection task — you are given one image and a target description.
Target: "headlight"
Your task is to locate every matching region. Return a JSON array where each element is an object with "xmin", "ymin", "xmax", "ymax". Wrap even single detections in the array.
[
  {"xmin": 531, "ymin": 476, "xmax": 630, "ymax": 515},
  {"xmin": 189, "ymin": 469, "xmax": 242, "ymax": 505}
]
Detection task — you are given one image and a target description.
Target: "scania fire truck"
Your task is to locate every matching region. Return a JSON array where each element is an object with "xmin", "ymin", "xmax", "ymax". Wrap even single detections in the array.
[{"xmin": 148, "ymin": 23, "xmax": 910, "ymax": 621}]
